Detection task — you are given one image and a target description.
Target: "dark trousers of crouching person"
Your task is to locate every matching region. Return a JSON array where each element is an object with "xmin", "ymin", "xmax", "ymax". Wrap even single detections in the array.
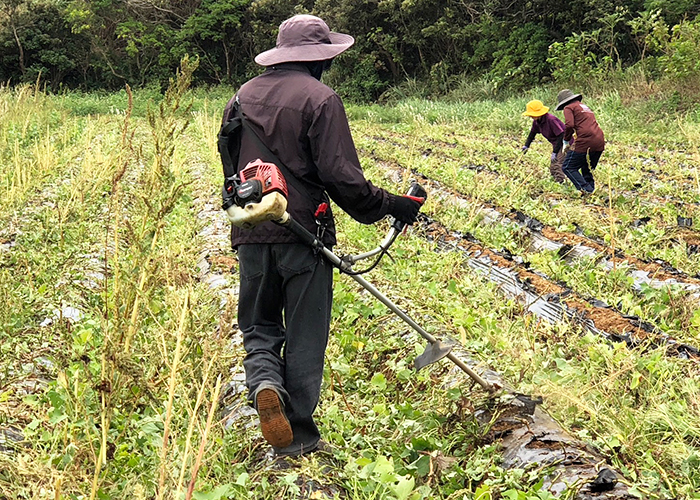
[
  {"xmin": 238, "ymin": 243, "xmax": 333, "ymax": 456},
  {"xmin": 550, "ymin": 150, "xmax": 567, "ymax": 184},
  {"xmin": 562, "ymin": 149, "xmax": 603, "ymax": 193}
]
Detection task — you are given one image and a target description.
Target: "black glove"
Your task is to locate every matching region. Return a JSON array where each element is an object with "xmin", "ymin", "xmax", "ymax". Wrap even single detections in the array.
[{"xmin": 389, "ymin": 194, "xmax": 421, "ymax": 225}]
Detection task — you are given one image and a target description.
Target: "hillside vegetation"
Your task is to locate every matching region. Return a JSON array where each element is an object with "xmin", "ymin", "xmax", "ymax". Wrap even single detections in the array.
[
  {"xmin": 2, "ymin": 0, "xmax": 700, "ymax": 103},
  {"xmin": 1, "ymin": 68, "xmax": 700, "ymax": 499}
]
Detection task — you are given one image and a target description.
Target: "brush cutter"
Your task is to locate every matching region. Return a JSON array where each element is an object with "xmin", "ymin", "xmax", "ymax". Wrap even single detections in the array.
[{"xmin": 225, "ymin": 159, "xmax": 495, "ymax": 392}]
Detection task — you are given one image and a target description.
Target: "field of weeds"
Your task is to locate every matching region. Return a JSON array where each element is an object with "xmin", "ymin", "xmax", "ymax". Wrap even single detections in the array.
[{"xmin": 1, "ymin": 68, "xmax": 699, "ymax": 499}]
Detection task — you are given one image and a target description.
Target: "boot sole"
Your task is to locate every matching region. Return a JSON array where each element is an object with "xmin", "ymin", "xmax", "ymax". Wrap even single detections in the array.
[{"xmin": 257, "ymin": 388, "xmax": 293, "ymax": 448}]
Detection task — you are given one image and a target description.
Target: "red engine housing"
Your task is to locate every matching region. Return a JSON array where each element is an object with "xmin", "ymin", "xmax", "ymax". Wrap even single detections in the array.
[
  {"xmin": 224, "ymin": 159, "xmax": 290, "ymax": 229},
  {"xmin": 239, "ymin": 159, "xmax": 288, "ymax": 199}
]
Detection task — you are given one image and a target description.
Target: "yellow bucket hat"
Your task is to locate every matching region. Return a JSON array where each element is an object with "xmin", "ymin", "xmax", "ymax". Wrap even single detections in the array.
[{"xmin": 522, "ymin": 100, "xmax": 549, "ymax": 117}]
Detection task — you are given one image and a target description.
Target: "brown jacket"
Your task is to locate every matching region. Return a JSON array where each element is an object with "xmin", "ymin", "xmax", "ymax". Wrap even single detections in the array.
[
  {"xmin": 222, "ymin": 64, "xmax": 392, "ymax": 248},
  {"xmin": 562, "ymin": 102, "xmax": 605, "ymax": 153}
]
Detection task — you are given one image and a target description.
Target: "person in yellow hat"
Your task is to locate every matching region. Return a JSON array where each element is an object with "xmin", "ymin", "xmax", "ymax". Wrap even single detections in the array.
[{"xmin": 521, "ymin": 99, "xmax": 567, "ymax": 183}]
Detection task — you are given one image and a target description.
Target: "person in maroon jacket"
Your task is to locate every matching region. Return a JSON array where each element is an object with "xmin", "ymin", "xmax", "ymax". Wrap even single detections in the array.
[
  {"xmin": 220, "ymin": 14, "xmax": 422, "ymax": 458},
  {"xmin": 555, "ymin": 89, "xmax": 606, "ymax": 195},
  {"xmin": 521, "ymin": 100, "xmax": 567, "ymax": 183}
]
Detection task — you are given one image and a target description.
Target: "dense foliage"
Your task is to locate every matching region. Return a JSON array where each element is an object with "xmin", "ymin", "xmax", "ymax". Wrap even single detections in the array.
[{"xmin": 2, "ymin": 0, "xmax": 700, "ymax": 100}]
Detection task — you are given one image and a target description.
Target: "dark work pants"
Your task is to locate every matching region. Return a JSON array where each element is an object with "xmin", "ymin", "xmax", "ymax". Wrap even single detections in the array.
[
  {"xmin": 237, "ymin": 243, "xmax": 333, "ymax": 456},
  {"xmin": 549, "ymin": 150, "xmax": 567, "ymax": 183},
  {"xmin": 562, "ymin": 149, "xmax": 603, "ymax": 193}
]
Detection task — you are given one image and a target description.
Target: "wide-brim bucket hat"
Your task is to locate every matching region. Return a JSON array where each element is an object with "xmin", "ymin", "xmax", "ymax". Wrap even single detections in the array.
[
  {"xmin": 255, "ymin": 15, "xmax": 355, "ymax": 66},
  {"xmin": 522, "ymin": 100, "xmax": 549, "ymax": 117},
  {"xmin": 555, "ymin": 89, "xmax": 582, "ymax": 110}
]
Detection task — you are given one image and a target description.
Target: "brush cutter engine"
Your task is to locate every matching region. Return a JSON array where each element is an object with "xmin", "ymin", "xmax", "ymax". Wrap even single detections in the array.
[{"xmin": 223, "ymin": 159, "xmax": 289, "ymax": 229}]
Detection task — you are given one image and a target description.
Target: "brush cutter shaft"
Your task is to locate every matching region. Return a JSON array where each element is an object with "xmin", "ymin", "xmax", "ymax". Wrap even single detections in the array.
[
  {"xmin": 276, "ymin": 214, "xmax": 494, "ymax": 392},
  {"xmin": 349, "ymin": 272, "xmax": 493, "ymax": 391}
]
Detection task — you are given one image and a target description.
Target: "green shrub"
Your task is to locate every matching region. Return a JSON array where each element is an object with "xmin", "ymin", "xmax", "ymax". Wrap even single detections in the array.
[
  {"xmin": 488, "ymin": 23, "xmax": 552, "ymax": 90},
  {"xmin": 658, "ymin": 18, "xmax": 700, "ymax": 79},
  {"xmin": 325, "ymin": 50, "xmax": 390, "ymax": 103}
]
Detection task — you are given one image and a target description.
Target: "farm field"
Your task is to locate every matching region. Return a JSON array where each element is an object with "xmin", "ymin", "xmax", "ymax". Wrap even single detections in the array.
[{"xmin": 1, "ymin": 73, "xmax": 700, "ymax": 499}]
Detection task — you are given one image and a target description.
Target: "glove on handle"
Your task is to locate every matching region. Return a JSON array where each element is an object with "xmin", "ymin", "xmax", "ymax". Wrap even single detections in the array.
[{"xmin": 390, "ymin": 183, "xmax": 427, "ymax": 230}]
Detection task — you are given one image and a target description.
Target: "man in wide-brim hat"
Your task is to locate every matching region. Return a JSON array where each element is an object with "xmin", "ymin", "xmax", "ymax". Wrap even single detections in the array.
[
  {"xmin": 520, "ymin": 99, "xmax": 567, "ymax": 184},
  {"xmin": 554, "ymin": 89, "xmax": 605, "ymax": 195},
  {"xmin": 219, "ymin": 14, "xmax": 422, "ymax": 458}
]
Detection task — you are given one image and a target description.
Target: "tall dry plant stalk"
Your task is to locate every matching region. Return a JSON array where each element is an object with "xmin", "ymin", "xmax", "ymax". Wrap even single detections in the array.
[
  {"xmin": 90, "ymin": 83, "xmax": 137, "ymax": 500},
  {"xmin": 175, "ymin": 356, "xmax": 219, "ymax": 497},
  {"xmin": 608, "ymin": 165, "xmax": 617, "ymax": 272},
  {"xmin": 90, "ymin": 59, "xmax": 199, "ymax": 499},
  {"xmin": 186, "ymin": 375, "xmax": 222, "ymax": 500},
  {"xmin": 156, "ymin": 290, "xmax": 190, "ymax": 500},
  {"xmin": 122, "ymin": 56, "xmax": 197, "ymax": 352}
]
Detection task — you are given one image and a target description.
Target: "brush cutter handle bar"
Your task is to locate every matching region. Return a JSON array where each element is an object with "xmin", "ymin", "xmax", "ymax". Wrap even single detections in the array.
[
  {"xmin": 279, "ymin": 182, "xmax": 425, "ymax": 265},
  {"xmin": 349, "ymin": 183, "xmax": 427, "ymax": 264},
  {"xmin": 277, "ymin": 213, "xmax": 391, "ymax": 271},
  {"xmin": 343, "ymin": 227, "xmax": 400, "ymax": 265},
  {"xmin": 311, "ymin": 184, "xmax": 427, "ymax": 265}
]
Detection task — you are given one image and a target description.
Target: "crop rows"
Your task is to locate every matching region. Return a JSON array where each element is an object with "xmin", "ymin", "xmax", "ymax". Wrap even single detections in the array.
[
  {"xmin": 363, "ymin": 130, "xmax": 700, "ymax": 261},
  {"xmin": 3, "ymin": 87, "xmax": 700, "ymax": 498},
  {"xmin": 358, "ymin": 155, "xmax": 700, "ymax": 359},
  {"xmin": 352, "ymin": 123, "xmax": 700, "ymax": 351}
]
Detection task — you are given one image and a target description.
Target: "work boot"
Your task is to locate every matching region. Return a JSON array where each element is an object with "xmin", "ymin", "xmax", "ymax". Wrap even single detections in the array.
[{"xmin": 255, "ymin": 387, "xmax": 293, "ymax": 448}]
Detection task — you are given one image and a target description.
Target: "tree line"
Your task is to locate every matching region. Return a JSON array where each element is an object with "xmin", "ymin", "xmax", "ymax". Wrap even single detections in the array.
[{"xmin": 1, "ymin": 0, "xmax": 699, "ymax": 101}]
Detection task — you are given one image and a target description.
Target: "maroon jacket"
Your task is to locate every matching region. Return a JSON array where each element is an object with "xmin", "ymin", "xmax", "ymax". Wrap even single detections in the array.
[
  {"xmin": 221, "ymin": 64, "xmax": 392, "ymax": 248},
  {"xmin": 562, "ymin": 102, "xmax": 605, "ymax": 153}
]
